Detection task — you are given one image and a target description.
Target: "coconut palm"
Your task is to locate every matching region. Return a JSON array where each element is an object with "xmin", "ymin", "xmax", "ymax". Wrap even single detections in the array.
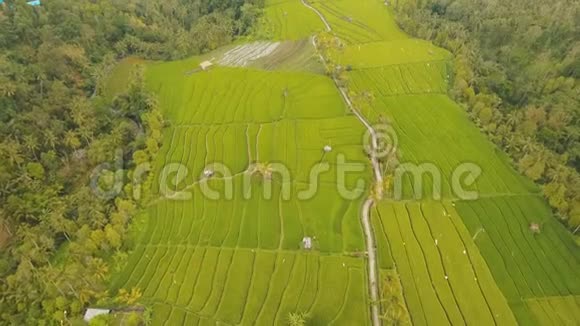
[
  {"xmin": 43, "ymin": 130, "xmax": 58, "ymax": 150},
  {"xmin": 288, "ymin": 312, "xmax": 308, "ymax": 326},
  {"xmin": 64, "ymin": 130, "xmax": 81, "ymax": 150},
  {"xmin": 521, "ymin": 137, "xmax": 538, "ymax": 154},
  {"xmin": 23, "ymin": 134, "xmax": 38, "ymax": 156},
  {"xmin": 505, "ymin": 111, "xmax": 522, "ymax": 128},
  {"xmin": 0, "ymin": 140, "xmax": 24, "ymax": 166},
  {"xmin": 250, "ymin": 162, "xmax": 274, "ymax": 180}
]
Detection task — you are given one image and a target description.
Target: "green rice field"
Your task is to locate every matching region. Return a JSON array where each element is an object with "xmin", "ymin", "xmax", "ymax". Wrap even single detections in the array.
[
  {"xmin": 373, "ymin": 201, "xmax": 517, "ymax": 325},
  {"xmin": 364, "ymin": 94, "xmax": 538, "ymax": 199},
  {"xmin": 262, "ymin": 0, "xmax": 325, "ymax": 40},
  {"xmin": 109, "ymin": 0, "xmax": 580, "ymax": 324},
  {"xmin": 111, "ymin": 58, "xmax": 373, "ymax": 323},
  {"xmin": 310, "ymin": 0, "xmax": 406, "ymax": 44},
  {"xmin": 455, "ymin": 196, "xmax": 580, "ymax": 324}
]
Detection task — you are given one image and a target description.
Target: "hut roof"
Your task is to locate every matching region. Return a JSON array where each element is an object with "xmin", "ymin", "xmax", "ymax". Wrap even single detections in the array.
[
  {"xmin": 84, "ymin": 308, "xmax": 111, "ymax": 322},
  {"xmin": 302, "ymin": 236, "xmax": 312, "ymax": 249},
  {"xmin": 199, "ymin": 61, "xmax": 213, "ymax": 70}
]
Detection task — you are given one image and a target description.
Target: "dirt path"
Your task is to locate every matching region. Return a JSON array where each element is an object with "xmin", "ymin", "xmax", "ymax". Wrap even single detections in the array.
[
  {"xmin": 361, "ymin": 198, "xmax": 381, "ymax": 326},
  {"xmin": 302, "ymin": 2, "xmax": 382, "ymax": 325},
  {"xmin": 334, "ymin": 84, "xmax": 384, "ymax": 185},
  {"xmin": 301, "ymin": 0, "xmax": 332, "ymax": 32}
]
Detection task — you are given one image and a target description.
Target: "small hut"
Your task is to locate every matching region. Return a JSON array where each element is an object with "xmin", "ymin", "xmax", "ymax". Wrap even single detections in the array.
[
  {"xmin": 529, "ymin": 222, "xmax": 541, "ymax": 234},
  {"xmin": 302, "ymin": 237, "xmax": 313, "ymax": 250},
  {"xmin": 199, "ymin": 60, "xmax": 213, "ymax": 71},
  {"xmin": 84, "ymin": 308, "xmax": 111, "ymax": 322}
]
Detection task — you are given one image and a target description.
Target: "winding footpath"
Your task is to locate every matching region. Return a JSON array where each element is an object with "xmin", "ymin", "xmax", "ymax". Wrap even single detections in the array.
[
  {"xmin": 301, "ymin": 0, "xmax": 332, "ymax": 32},
  {"xmin": 301, "ymin": 1, "xmax": 382, "ymax": 325}
]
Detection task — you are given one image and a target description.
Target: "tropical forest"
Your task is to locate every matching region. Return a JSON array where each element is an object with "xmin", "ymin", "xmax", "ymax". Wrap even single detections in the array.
[{"xmin": 0, "ymin": 0, "xmax": 578, "ymax": 325}]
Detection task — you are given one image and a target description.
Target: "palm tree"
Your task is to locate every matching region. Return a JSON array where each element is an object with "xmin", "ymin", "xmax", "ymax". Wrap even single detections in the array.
[
  {"xmin": 0, "ymin": 82, "xmax": 16, "ymax": 97},
  {"xmin": 505, "ymin": 111, "xmax": 521, "ymax": 129},
  {"xmin": 545, "ymin": 166, "xmax": 567, "ymax": 183},
  {"xmin": 143, "ymin": 307, "xmax": 153, "ymax": 326},
  {"xmin": 521, "ymin": 137, "xmax": 538, "ymax": 154},
  {"xmin": 250, "ymin": 162, "xmax": 274, "ymax": 180},
  {"xmin": 43, "ymin": 130, "xmax": 58, "ymax": 150},
  {"xmin": 503, "ymin": 134, "xmax": 520, "ymax": 153},
  {"xmin": 23, "ymin": 134, "xmax": 39, "ymax": 157},
  {"xmin": 288, "ymin": 312, "xmax": 308, "ymax": 326},
  {"xmin": 64, "ymin": 130, "xmax": 81, "ymax": 150},
  {"xmin": 1, "ymin": 140, "xmax": 24, "ymax": 166}
]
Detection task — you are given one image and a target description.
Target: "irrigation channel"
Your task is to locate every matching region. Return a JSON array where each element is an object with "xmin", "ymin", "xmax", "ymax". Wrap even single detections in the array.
[{"xmin": 301, "ymin": 1, "xmax": 383, "ymax": 325}]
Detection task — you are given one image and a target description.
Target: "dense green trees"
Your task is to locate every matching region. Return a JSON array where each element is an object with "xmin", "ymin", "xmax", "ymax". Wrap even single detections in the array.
[
  {"xmin": 0, "ymin": 0, "xmax": 263, "ymax": 323},
  {"xmin": 393, "ymin": 0, "xmax": 580, "ymax": 230}
]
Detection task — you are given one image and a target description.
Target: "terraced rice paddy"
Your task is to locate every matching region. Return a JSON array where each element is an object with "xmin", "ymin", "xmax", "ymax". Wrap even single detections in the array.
[
  {"xmin": 310, "ymin": 0, "xmax": 406, "ymax": 44},
  {"xmin": 110, "ymin": 0, "xmax": 580, "ymax": 324},
  {"xmin": 251, "ymin": 39, "xmax": 324, "ymax": 73},
  {"xmin": 117, "ymin": 249, "xmax": 369, "ymax": 325},
  {"xmin": 455, "ymin": 196, "xmax": 580, "ymax": 324},
  {"xmin": 262, "ymin": 0, "xmax": 326, "ymax": 40},
  {"xmin": 373, "ymin": 201, "xmax": 517, "ymax": 325},
  {"xmin": 367, "ymin": 94, "xmax": 537, "ymax": 199},
  {"xmin": 371, "ymin": 196, "xmax": 580, "ymax": 326},
  {"xmin": 326, "ymin": 0, "xmax": 580, "ymax": 323},
  {"xmin": 111, "ymin": 58, "xmax": 374, "ymax": 323},
  {"xmin": 525, "ymin": 295, "xmax": 580, "ymax": 325},
  {"xmin": 338, "ymin": 39, "xmax": 451, "ymax": 68}
]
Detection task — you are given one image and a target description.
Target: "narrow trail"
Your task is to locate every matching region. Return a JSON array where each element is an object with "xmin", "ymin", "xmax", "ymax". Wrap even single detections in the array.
[
  {"xmin": 301, "ymin": 1, "xmax": 382, "ymax": 325},
  {"xmin": 301, "ymin": 0, "xmax": 332, "ymax": 32}
]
